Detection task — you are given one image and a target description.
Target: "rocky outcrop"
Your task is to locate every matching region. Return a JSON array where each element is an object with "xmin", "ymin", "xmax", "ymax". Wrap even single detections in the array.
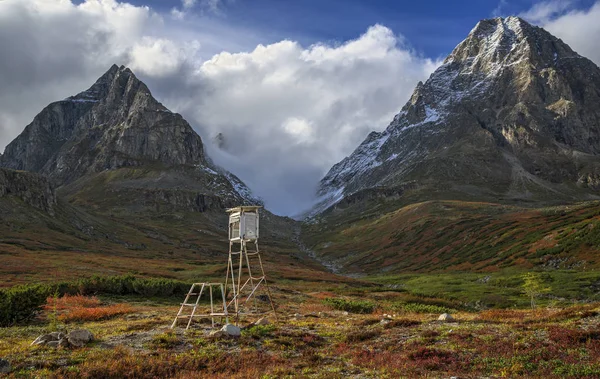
[
  {"xmin": 209, "ymin": 324, "xmax": 241, "ymax": 337},
  {"xmin": 315, "ymin": 17, "xmax": 600, "ymax": 214},
  {"xmin": 0, "ymin": 65, "xmax": 207, "ymax": 184},
  {"xmin": 0, "ymin": 65, "xmax": 259, "ymax": 206},
  {"xmin": 0, "ymin": 358, "xmax": 10, "ymax": 374},
  {"xmin": 31, "ymin": 329, "xmax": 94, "ymax": 348},
  {"xmin": 0, "ymin": 168, "xmax": 56, "ymax": 215}
]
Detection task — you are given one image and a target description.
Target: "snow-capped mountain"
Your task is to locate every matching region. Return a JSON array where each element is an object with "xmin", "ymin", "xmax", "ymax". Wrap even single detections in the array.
[
  {"xmin": 313, "ymin": 16, "xmax": 600, "ymax": 215},
  {"xmin": 0, "ymin": 65, "xmax": 258, "ymax": 207}
]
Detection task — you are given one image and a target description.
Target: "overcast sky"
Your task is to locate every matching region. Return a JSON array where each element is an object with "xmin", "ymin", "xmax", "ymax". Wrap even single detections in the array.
[{"xmin": 1, "ymin": 0, "xmax": 599, "ymax": 215}]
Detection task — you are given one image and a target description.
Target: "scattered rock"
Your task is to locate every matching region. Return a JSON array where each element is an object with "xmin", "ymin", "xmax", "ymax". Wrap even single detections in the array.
[
  {"xmin": 477, "ymin": 275, "xmax": 491, "ymax": 284},
  {"xmin": 0, "ymin": 358, "xmax": 10, "ymax": 374},
  {"xmin": 32, "ymin": 330, "xmax": 94, "ymax": 348},
  {"xmin": 210, "ymin": 324, "xmax": 241, "ymax": 338},
  {"xmin": 438, "ymin": 313, "xmax": 455, "ymax": 322},
  {"xmin": 67, "ymin": 329, "xmax": 94, "ymax": 348},
  {"xmin": 380, "ymin": 319, "xmax": 391, "ymax": 325},
  {"xmin": 31, "ymin": 332, "xmax": 65, "ymax": 346},
  {"xmin": 342, "ymin": 311, "xmax": 349, "ymax": 316},
  {"xmin": 254, "ymin": 317, "xmax": 271, "ymax": 326},
  {"xmin": 293, "ymin": 313, "xmax": 304, "ymax": 319},
  {"xmin": 256, "ymin": 295, "xmax": 270, "ymax": 302}
]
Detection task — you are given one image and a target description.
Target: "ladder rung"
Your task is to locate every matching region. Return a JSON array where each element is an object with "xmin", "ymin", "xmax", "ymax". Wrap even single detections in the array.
[
  {"xmin": 176, "ymin": 313, "xmax": 228, "ymax": 318},
  {"xmin": 181, "ymin": 303, "xmax": 197, "ymax": 306}
]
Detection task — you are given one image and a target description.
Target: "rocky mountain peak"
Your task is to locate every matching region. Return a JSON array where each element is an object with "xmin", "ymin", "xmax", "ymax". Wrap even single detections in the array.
[
  {"xmin": 445, "ymin": 16, "xmax": 579, "ymax": 75},
  {"xmin": 0, "ymin": 64, "xmax": 261, "ymax": 207},
  {"xmin": 312, "ymin": 16, "xmax": 600, "ymax": 217},
  {"xmin": 0, "ymin": 64, "xmax": 202, "ymax": 183},
  {"xmin": 64, "ymin": 64, "xmax": 166, "ymax": 118},
  {"xmin": 453, "ymin": 16, "xmax": 529, "ymax": 58}
]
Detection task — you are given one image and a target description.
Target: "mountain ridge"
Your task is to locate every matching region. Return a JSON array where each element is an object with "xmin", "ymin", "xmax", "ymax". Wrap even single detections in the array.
[
  {"xmin": 312, "ymin": 16, "xmax": 600, "ymax": 217},
  {"xmin": 0, "ymin": 64, "xmax": 260, "ymax": 207}
]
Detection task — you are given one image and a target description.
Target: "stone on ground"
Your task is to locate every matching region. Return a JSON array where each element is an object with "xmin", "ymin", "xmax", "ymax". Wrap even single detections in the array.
[
  {"xmin": 254, "ymin": 317, "xmax": 271, "ymax": 326},
  {"xmin": 0, "ymin": 358, "xmax": 10, "ymax": 374},
  {"xmin": 438, "ymin": 313, "xmax": 455, "ymax": 322},
  {"xmin": 31, "ymin": 332, "xmax": 65, "ymax": 346},
  {"xmin": 210, "ymin": 324, "xmax": 241, "ymax": 337},
  {"xmin": 67, "ymin": 329, "xmax": 94, "ymax": 347}
]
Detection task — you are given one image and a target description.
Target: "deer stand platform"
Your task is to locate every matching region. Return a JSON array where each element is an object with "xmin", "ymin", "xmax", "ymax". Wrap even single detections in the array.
[{"xmin": 225, "ymin": 206, "xmax": 276, "ymax": 323}]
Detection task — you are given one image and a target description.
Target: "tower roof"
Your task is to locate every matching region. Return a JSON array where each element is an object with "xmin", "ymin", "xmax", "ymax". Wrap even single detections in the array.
[{"xmin": 226, "ymin": 205, "xmax": 262, "ymax": 213}]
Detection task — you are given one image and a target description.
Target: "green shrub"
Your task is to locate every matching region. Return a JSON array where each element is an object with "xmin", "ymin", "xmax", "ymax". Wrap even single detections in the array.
[
  {"xmin": 400, "ymin": 302, "xmax": 455, "ymax": 314},
  {"xmin": 150, "ymin": 331, "xmax": 181, "ymax": 349},
  {"xmin": 243, "ymin": 324, "xmax": 276, "ymax": 338},
  {"xmin": 0, "ymin": 283, "xmax": 54, "ymax": 326},
  {"xmin": 0, "ymin": 275, "xmax": 195, "ymax": 326},
  {"xmin": 323, "ymin": 298, "xmax": 376, "ymax": 314}
]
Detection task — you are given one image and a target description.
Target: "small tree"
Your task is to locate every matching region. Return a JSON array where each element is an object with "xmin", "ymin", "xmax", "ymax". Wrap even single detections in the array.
[{"xmin": 522, "ymin": 272, "xmax": 550, "ymax": 309}]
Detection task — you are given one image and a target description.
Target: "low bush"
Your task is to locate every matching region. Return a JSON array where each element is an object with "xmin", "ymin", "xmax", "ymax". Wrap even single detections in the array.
[
  {"xmin": 243, "ymin": 324, "xmax": 276, "ymax": 338},
  {"xmin": 384, "ymin": 319, "xmax": 421, "ymax": 329},
  {"xmin": 345, "ymin": 329, "xmax": 381, "ymax": 343},
  {"xmin": 150, "ymin": 331, "xmax": 181, "ymax": 349},
  {"xmin": 400, "ymin": 302, "xmax": 456, "ymax": 314},
  {"xmin": 323, "ymin": 298, "xmax": 376, "ymax": 314},
  {"xmin": 0, "ymin": 275, "xmax": 193, "ymax": 326}
]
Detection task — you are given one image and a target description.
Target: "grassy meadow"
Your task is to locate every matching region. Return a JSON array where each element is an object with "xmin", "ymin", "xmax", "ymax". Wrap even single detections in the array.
[{"xmin": 1, "ymin": 196, "xmax": 600, "ymax": 377}]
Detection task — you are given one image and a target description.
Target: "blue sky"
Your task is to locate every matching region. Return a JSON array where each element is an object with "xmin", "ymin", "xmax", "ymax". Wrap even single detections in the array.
[
  {"xmin": 3, "ymin": 0, "xmax": 600, "ymax": 215},
  {"xmin": 94, "ymin": 0, "xmax": 597, "ymax": 59}
]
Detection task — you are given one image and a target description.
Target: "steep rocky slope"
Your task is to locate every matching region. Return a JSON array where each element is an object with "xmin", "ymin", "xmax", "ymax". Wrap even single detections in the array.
[
  {"xmin": 0, "ymin": 65, "xmax": 257, "ymax": 210},
  {"xmin": 314, "ymin": 16, "xmax": 600, "ymax": 215},
  {"xmin": 0, "ymin": 168, "xmax": 56, "ymax": 215}
]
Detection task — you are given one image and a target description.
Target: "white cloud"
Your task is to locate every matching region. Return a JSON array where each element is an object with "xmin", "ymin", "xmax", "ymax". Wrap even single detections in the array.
[
  {"xmin": 182, "ymin": 0, "xmax": 197, "ymax": 10},
  {"xmin": 519, "ymin": 0, "xmax": 574, "ymax": 23},
  {"xmin": 170, "ymin": 8, "xmax": 185, "ymax": 20},
  {"xmin": 0, "ymin": 1, "xmax": 438, "ymax": 216},
  {"xmin": 535, "ymin": 1, "xmax": 600, "ymax": 65},
  {"xmin": 129, "ymin": 38, "xmax": 200, "ymax": 77},
  {"xmin": 492, "ymin": 0, "xmax": 509, "ymax": 17},
  {"xmin": 176, "ymin": 25, "xmax": 438, "ymax": 214},
  {"xmin": 282, "ymin": 117, "xmax": 314, "ymax": 143}
]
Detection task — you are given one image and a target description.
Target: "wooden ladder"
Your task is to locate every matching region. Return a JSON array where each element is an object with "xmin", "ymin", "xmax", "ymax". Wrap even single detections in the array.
[{"xmin": 171, "ymin": 283, "xmax": 228, "ymax": 330}]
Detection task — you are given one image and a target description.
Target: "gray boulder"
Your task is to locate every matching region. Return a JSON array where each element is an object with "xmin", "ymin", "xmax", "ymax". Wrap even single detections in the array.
[
  {"xmin": 253, "ymin": 317, "xmax": 271, "ymax": 326},
  {"xmin": 438, "ymin": 313, "xmax": 455, "ymax": 322},
  {"xmin": 31, "ymin": 332, "xmax": 65, "ymax": 346},
  {"xmin": 210, "ymin": 324, "xmax": 241, "ymax": 338},
  {"xmin": 0, "ymin": 358, "xmax": 10, "ymax": 374},
  {"xmin": 67, "ymin": 329, "xmax": 94, "ymax": 347}
]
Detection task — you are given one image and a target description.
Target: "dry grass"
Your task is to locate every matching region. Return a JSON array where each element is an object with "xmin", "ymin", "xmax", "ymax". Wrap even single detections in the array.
[{"xmin": 1, "ymin": 294, "xmax": 599, "ymax": 378}]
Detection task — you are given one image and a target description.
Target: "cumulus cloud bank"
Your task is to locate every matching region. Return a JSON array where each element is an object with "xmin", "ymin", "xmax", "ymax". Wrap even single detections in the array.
[
  {"xmin": 1, "ymin": 0, "xmax": 599, "ymax": 215},
  {"xmin": 0, "ymin": 0, "xmax": 438, "ymax": 215},
  {"xmin": 184, "ymin": 27, "xmax": 439, "ymax": 214}
]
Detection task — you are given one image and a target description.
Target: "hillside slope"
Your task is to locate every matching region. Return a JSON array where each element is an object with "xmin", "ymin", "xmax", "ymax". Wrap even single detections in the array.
[{"xmin": 303, "ymin": 199, "xmax": 600, "ymax": 275}]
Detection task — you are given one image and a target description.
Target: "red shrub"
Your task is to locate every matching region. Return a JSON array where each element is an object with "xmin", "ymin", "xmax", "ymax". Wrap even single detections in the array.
[{"xmin": 43, "ymin": 294, "xmax": 133, "ymax": 322}]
